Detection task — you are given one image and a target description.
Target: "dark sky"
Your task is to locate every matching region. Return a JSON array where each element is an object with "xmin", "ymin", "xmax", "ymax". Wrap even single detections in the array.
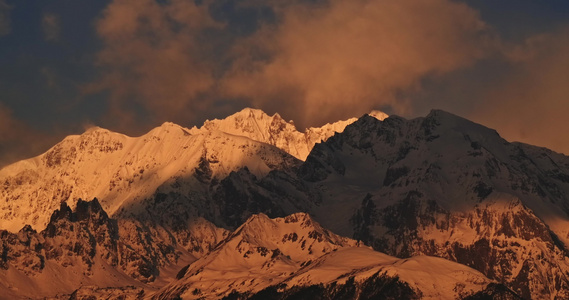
[{"xmin": 1, "ymin": 0, "xmax": 569, "ymax": 167}]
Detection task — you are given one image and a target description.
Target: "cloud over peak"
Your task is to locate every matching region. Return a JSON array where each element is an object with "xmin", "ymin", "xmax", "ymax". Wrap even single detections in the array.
[
  {"xmin": 87, "ymin": 0, "xmax": 498, "ymax": 130},
  {"xmin": 223, "ymin": 0, "xmax": 498, "ymax": 127}
]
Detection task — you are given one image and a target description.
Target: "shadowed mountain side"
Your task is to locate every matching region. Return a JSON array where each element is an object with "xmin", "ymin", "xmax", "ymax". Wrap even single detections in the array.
[{"xmin": 284, "ymin": 110, "xmax": 569, "ymax": 298}]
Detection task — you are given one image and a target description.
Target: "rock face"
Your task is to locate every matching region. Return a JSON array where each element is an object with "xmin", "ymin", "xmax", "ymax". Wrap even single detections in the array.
[
  {"xmin": 0, "ymin": 199, "xmax": 130, "ymax": 297},
  {"xmin": 152, "ymin": 214, "xmax": 503, "ymax": 300},
  {"xmin": 65, "ymin": 285, "xmax": 145, "ymax": 300},
  {"xmin": 43, "ymin": 199, "xmax": 119, "ymax": 274},
  {"xmin": 0, "ymin": 199, "xmax": 115, "ymax": 277}
]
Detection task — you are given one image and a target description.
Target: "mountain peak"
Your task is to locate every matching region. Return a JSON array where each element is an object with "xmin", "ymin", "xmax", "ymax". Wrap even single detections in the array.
[
  {"xmin": 147, "ymin": 121, "xmax": 190, "ymax": 137},
  {"xmin": 425, "ymin": 109, "xmax": 467, "ymax": 123},
  {"xmin": 234, "ymin": 107, "xmax": 274, "ymax": 119},
  {"xmin": 189, "ymin": 107, "xmax": 390, "ymax": 161},
  {"xmin": 423, "ymin": 109, "xmax": 496, "ymax": 130},
  {"xmin": 159, "ymin": 121, "xmax": 181, "ymax": 128},
  {"xmin": 422, "ymin": 109, "xmax": 503, "ymax": 144},
  {"xmin": 83, "ymin": 125, "xmax": 109, "ymax": 134},
  {"xmin": 368, "ymin": 110, "xmax": 389, "ymax": 120}
]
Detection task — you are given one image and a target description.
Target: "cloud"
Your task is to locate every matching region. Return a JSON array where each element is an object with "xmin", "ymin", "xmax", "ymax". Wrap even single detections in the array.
[
  {"xmin": 42, "ymin": 12, "xmax": 61, "ymax": 41},
  {"xmin": 222, "ymin": 0, "xmax": 498, "ymax": 128},
  {"xmin": 88, "ymin": 0, "xmax": 497, "ymax": 131},
  {"xmin": 0, "ymin": 0, "xmax": 12, "ymax": 36},
  {"xmin": 86, "ymin": 0, "xmax": 223, "ymax": 132},
  {"xmin": 470, "ymin": 26, "xmax": 569, "ymax": 155}
]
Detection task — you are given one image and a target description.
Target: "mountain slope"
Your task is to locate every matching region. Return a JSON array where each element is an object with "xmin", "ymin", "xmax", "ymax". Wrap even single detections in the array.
[
  {"xmin": 0, "ymin": 122, "xmax": 300, "ymax": 232},
  {"xmin": 0, "ymin": 108, "xmax": 387, "ymax": 293},
  {"xmin": 0, "ymin": 108, "xmax": 387, "ymax": 233}
]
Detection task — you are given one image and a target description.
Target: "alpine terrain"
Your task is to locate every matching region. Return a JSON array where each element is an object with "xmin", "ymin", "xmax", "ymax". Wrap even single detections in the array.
[{"xmin": 1, "ymin": 107, "xmax": 568, "ymax": 299}]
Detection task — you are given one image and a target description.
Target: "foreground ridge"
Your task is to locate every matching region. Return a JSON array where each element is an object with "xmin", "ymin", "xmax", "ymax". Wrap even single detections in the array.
[
  {"xmin": 0, "ymin": 202, "xmax": 518, "ymax": 299},
  {"xmin": 153, "ymin": 213, "xmax": 513, "ymax": 300}
]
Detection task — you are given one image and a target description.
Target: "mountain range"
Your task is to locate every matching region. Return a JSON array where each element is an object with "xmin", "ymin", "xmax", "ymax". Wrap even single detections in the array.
[{"xmin": 1, "ymin": 107, "xmax": 568, "ymax": 299}]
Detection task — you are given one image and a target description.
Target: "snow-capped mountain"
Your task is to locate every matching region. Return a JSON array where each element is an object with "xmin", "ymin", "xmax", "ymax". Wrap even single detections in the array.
[
  {"xmin": 153, "ymin": 213, "xmax": 517, "ymax": 300},
  {"xmin": 190, "ymin": 107, "xmax": 387, "ymax": 160},
  {"xmin": 2, "ymin": 107, "xmax": 569, "ymax": 299}
]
